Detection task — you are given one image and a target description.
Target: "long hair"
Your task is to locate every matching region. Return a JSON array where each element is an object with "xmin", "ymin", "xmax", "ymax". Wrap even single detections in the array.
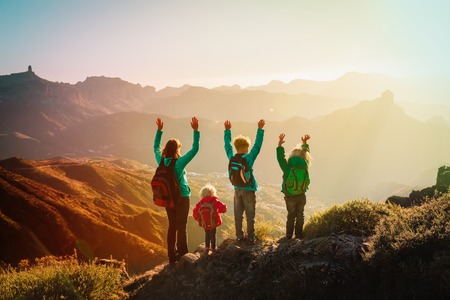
[
  {"xmin": 289, "ymin": 146, "xmax": 312, "ymax": 165},
  {"xmin": 162, "ymin": 138, "xmax": 181, "ymax": 158}
]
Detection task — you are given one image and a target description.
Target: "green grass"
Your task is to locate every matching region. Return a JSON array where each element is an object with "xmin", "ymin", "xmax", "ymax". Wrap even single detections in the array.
[
  {"xmin": 0, "ymin": 255, "xmax": 124, "ymax": 300},
  {"xmin": 303, "ymin": 198, "xmax": 394, "ymax": 238}
]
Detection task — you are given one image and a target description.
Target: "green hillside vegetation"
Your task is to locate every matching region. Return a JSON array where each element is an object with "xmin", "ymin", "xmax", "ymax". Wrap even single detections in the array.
[
  {"xmin": 0, "ymin": 255, "xmax": 124, "ymax": 300},
  {"xmin": 303, "ymin": 198, "xmax": 394, "ymax": 238}
]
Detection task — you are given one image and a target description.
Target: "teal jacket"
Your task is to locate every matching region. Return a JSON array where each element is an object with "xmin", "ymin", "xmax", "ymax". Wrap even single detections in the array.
[
  {"xmin": 276, "ymin": 144, "xmax": 310, "ymax": 195},
  {"xmin": 154, "ymin": 130, "xmax": 200, "ymax": 197},
  {"xmin": 224, "ymin": 128, "xmax": 264, "ymax": 191}
]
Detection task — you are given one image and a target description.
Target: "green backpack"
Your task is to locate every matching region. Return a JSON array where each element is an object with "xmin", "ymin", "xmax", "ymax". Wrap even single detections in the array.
[{"xmin": 284, "ymin": 167, "xmax": 310, "ymax": 195}]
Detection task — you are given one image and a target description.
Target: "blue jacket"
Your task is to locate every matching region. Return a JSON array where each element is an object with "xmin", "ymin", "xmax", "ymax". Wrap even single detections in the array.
[
  {"xmin": 224, "ymin": 128, "xmax": 264, "ymax": 191},
  {"xmin": 154, "ymin": 130, "xmax": 200, "ymax": 197}
]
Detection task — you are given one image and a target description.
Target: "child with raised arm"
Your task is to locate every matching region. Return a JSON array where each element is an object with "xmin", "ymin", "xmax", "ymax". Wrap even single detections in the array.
[
  {"xmin": 224, "ymin": 119, "xmax": 265, "ymax": 244},
  {"xmin": 193, "ymin": 184, "xmax": 227, "ymax": 254},
  {"xmin": 277, "ymin": 133, "xmax": 311, "ymax": 240},
  {"xmin": 154, "ymin": 117, "xmax": 200, "ymax": 264}
]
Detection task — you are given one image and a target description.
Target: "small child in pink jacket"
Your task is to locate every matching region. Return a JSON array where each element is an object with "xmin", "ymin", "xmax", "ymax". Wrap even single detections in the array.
[{"xmin": 193, "ymin": 184, "xmax": 227, "ymax": 253}]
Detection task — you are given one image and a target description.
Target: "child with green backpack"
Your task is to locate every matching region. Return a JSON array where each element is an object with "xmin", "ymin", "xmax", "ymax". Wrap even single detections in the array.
[{"xmin": 276, "ymin": 133, "xmax": 311, "ymax": 240}]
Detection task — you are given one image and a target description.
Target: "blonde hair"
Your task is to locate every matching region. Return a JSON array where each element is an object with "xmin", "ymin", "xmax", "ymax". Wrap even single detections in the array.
[
  {"xmin": 289, "ymin": 146, "xmax": 312, "ymax": 165},
  {"xmin": 233, "ymin": 135, "xmax": 251, "ymax": 152},
  {"xmin": 200, "ymin": 184, "xmax": 217, "ymax": 198}
]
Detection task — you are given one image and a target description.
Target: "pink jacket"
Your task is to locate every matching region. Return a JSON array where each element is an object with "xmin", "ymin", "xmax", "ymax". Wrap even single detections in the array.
[{"xmin": 193, "ymin": 196, "xmax": 227, "ymax": 227}]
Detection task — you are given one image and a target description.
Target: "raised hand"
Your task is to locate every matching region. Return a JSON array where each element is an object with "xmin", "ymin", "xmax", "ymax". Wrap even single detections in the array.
[
  {"xmin": 278, "ymin": 133, "xmax": 285, "ymax": 147},
  {"xmin": 258, "ymin": 119, "xmax": 265, "ymax": 129},
  {"xmin": 301, "ymin": 134, "xmax": 311, "ymax": 144},
  {"xmin": 224, "ymin": 120, "xmax": 232, "ymax": 130},
  {"xmin": 191, "ymin": 117, "xmax": 199, "ymax": 131},
  {"xmin": 156, "ymin": 118, "xmax": 164, "ymax": 131}
]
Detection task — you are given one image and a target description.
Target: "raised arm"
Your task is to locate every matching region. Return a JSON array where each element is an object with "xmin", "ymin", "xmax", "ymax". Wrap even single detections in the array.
[
  {"xmin": 258, "ymin": 119, "xmax": 265, "ymax": 129},
  {"xmin": 156, "ymin": 118, "xmax": 164, "ymax": 131},
  {"xmin": 224, "ymin": 120, "xmax": 231, "ymax": 130},
  {"xmin": 301, "ymin": 134, "xmax": 311, "ymax": 152},
  {"xmin": 301, "ymin": 134, "xmax": 310, "ymax": 145},
  {"xmin": 224, "ymin": 120, "xmax": 234, "ymax": 159},
  {"xmin": 246, "ymin": 119, "xmax": 265, "ymax": 160},
  {"xmin": 177, "ymin": 117, "xmax": 200, "ymax": 168},
  {"xmin": 276, "ymin": 133, "xmax": 288, "ymax": 170},
  {"xmin": 278, "ymin": 133, "xmax": 285, "ymax": 147},
  {"xmin": 191, "ymin": 117, "xmax": 199, "ymax": 131},
  {"xmin": 154, "ymin": 118, "xmax": 164, "ymax": 163}
]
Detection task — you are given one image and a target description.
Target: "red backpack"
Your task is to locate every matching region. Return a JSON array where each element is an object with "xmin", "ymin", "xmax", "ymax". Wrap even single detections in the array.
[
  {"xmin": 151, "ymin": 158, "xmax": 181, "ymax": 208},
  {"xmin": 198, "ymin": 200, "xmax": 217, "ymax": 230}
]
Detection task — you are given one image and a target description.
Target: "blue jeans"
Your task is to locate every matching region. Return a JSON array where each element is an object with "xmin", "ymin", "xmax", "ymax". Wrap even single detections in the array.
[
  {"xmin": 205, "ymin": 228, "xmax": 217, "ymax": 249},
  {"xmin": 165, "ymin": 197, "xmax": 190, "ymax": 263},
  {"xmin": 285, "ymin": 194, "xmax": 306, "ymax": 238},
  {"xmin": 234, "ymin": 189, "xmax": 256, "ymax": 239}
]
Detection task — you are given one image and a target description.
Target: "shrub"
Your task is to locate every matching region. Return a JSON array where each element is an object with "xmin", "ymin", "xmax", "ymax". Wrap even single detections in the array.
[
  {"xmin": 365, "ymin": 193, "xmax": 450, "ymax": 262},
  {"xmin": 363, "ymin": 193, "xmax": 450, "ymax": 298},
  {"xmin": 0, "ymin": 255, "xmax": 124, "ymax": 300},
  {"xmin": 303, "ymin": 198, "xmax": 393, "ymax": 239}
]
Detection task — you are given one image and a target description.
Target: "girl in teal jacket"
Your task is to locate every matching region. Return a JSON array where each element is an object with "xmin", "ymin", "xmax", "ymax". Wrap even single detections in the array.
[
  {"xmin": 276, "ymin": 133, "xmax": 311, "ymax": 239},
  {"xmin": 154, "ymin": 117, "xmax": 200, "ymax": 263}
]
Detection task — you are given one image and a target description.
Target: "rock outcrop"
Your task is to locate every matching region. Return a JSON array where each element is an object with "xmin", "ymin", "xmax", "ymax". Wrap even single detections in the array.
[
  {"xmin": 125, "ymin": 234, "xmax": 367, "ymax": 299},
  {"xmin": 386, "ymin": 165, "xmax": 450, "ymax": 207}
]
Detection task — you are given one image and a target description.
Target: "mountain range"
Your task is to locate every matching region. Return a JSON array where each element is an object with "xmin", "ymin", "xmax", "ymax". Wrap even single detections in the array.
[{"xmin": 1, "ymin": 68, "xmax": 450, "ymax": 205}]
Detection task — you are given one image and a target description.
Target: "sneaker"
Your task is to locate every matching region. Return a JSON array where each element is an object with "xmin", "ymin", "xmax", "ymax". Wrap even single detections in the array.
[{"xmin": 203, "ymin": 247, "xmax": 210, "ymax": 254}]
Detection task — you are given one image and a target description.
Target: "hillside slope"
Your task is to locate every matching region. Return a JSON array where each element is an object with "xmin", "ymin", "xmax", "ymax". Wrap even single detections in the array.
[{"xmin": 0, "ymin": 157, "xmax": 167, "ymax": 273}]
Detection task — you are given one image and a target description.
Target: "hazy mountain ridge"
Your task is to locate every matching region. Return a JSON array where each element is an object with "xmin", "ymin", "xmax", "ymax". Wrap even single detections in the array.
[
  {"xmin": 246, "ymin": 72, "xmax": 393, "ymax": 99},
  {"xmin": 37, "ymin": 92, "xmax": 450, "ymax": 203},
  {"xmin": 1, "ymin": 69, "xmax": 450, "ymax": 204},
  {"xmin": 246, "ymin": 72, "xmax": 450, "ymax": 121}
]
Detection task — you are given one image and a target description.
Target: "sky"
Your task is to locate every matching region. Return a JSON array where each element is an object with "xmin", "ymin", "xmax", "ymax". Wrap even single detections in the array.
[{"xmin": 1, "ymin": 0, "xmax": 450, "ymax": 90}]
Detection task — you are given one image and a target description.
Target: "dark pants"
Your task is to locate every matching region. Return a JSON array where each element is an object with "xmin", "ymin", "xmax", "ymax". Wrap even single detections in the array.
[
  {"xmin": 234, "ymin": 189, "xmax": 256, "ymax": 239},
  {"xmin": 205, "ymin": 228, "xmax": 217, "ymax": 249},
  {"xmin": 165, "ymin": 197, "xmax": 190, "ymax": 263},
  {"xmin": 285, "ymin": 193, "xmax": 306, "ymax": 239}
]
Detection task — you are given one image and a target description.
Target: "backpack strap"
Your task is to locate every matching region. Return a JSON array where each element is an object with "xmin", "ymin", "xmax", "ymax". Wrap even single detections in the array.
[
  {"xmin": 168, "ymin": 158, "xmax": 177, "ymax": 167},
  {"xmin": 300, "ymin": 168, "xmax": 309, "ymax": 191},
  {"xmin": 160, "ymin": 157, "xmax": 177, "ymax": 167}
]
